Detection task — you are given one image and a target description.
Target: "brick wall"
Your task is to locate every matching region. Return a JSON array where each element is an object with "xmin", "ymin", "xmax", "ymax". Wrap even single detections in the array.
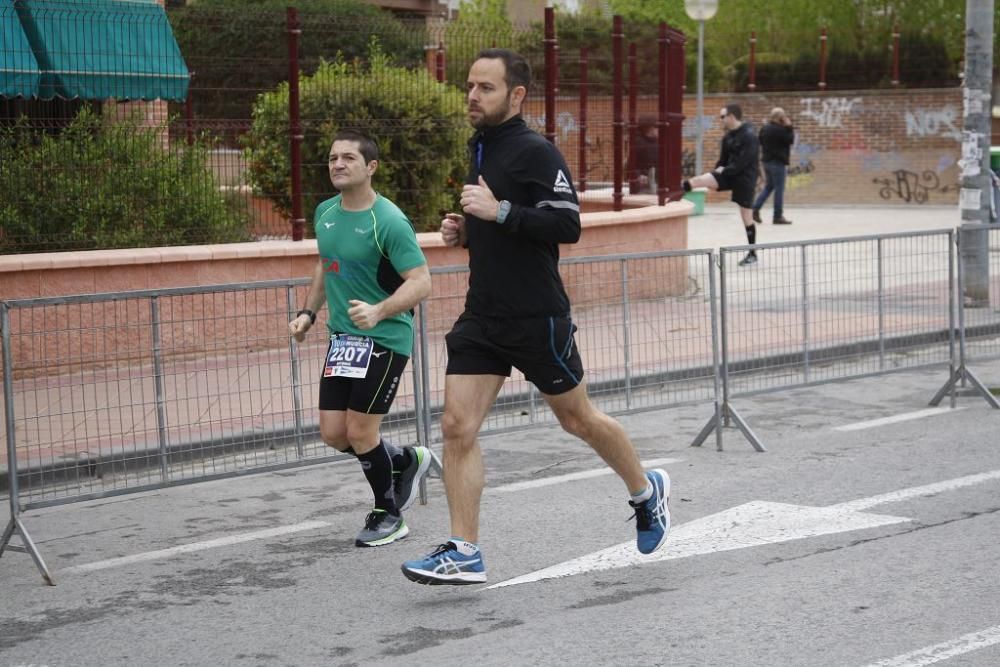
[{"xmin": 527, "ymin": 87, "xmax": 966, "ymax": 207}]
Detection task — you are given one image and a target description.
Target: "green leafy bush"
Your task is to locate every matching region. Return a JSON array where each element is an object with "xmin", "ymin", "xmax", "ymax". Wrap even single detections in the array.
[
  {"xmin": 242, "ymin": 43, "xmax": 468, "ymax": 233},
  {"xmin": 0, "ymin": 108, "xmax": 251, "ymax": 253},
  {"xmin": 168, "ymin": 0, "xmax": 427, "ymax": 124}
]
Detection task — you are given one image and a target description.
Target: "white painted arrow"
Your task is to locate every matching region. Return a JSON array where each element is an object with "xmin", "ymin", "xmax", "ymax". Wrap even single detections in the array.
[{"xmin": 487, "ymin": 469, "xmax": 1000, "ymax": 590}]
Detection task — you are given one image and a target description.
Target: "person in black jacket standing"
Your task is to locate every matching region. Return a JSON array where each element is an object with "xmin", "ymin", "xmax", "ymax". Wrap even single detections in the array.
[
  {"xmin": 752, "ymin": 107, "xmax": 795, "ymax": 225},
  {"xmin": 684, "ymin": 103, "xmax": 761, "ymax": 266},
  {"xmin": 401, "ymin": 49, "xmax": 672, "ymax": 586}
]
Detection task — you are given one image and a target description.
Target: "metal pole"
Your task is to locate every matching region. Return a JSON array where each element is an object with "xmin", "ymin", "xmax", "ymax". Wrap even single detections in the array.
[
  {"xmin": 748, "ymin": 31, "xmax": 757, "ymax": 91},
  {"xmin": 150, "ymin": 298, "xmax": 170, "ymax": 482},
  {"xmin": 959, "ymin": 0, "xmax": 994, "ymax": 306},
  {"xmin": 184, "ymin": 71, "xmax": 195, "ymax": 146},
  {"xmin": 544, "ymin": 7, "xmax": 556, "ymax": 145},
  {"xmin": 627, "ymin": 42, "xmax": 639, "ymax": 195},
  {"xmin": 2, "ymin": 304, "xmax": 22, "ymax": 526},
  {"xmin": 621, "ymin": 259, "xmax": 632, "ymax": 409},
  {"xmin": 657, "ymin": 23, "xmax": 669, "ymax": 206},
  {"xmin": 891, "ymin": 25, "xmax": 900, "ymax": 86},
  {"xmin": 801, "ymin": 245, "xmax": 810, "ymax": 383},
  {"xmin": 818, "ymin": 27, "xmax": 828, "ymax": 89},
  {"xmin": 707, "ymin": 253, "xmax": 724, "ymax": 451},
  {"xmin": 612, "ymin": 15, "xmax": 624, "ymax": 211},
  {"xmin": 287, "ymin": 286, "xmax": 305, "ymax": 458},
  {"xmin": 877, "ymin": 238, "xmax": 885, "ymax": 370},
  {"xmin": 695, "ymin": 20, "xmax": 705, "ymax": 175},
  {"xmin": 578, "ymin": 47, "xmax": 589, "ymax": 193},
  {"xmin": 287, "ymin": 7, "xmax": 305, "ymax": 241}
]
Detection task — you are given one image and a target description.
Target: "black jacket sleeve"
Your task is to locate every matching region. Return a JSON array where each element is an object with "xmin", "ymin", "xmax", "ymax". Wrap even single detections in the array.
[{"xmin": 500, "ymin": 142, "xmax": 581, "ymax": 244}]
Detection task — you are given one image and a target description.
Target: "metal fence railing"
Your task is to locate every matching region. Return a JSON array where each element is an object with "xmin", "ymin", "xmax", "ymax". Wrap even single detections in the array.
[
  {"xmin": 930, "ymin": 224, "xmax": 1000, "ymax": 408},
  {"xmin": 5, "ymin": 233, "xmax": 1000, "ymax": 584},
  {"xmin": 411, "ymin": 250, "xmax": 720, "ymax": 448}
]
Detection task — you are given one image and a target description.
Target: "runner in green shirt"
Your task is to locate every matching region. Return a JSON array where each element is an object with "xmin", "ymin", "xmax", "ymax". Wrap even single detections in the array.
[{"xmin": 289, "ymin": 129, "xmax": 432, "ymax": 547}]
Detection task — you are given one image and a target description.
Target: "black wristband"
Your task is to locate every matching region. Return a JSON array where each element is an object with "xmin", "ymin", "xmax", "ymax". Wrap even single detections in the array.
[{"xmin": 296, "ymin": 309, "xmax": 316, "ymax": 325}]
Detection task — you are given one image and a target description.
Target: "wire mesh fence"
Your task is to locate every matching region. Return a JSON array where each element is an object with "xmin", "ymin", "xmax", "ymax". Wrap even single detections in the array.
[
  {"xmin": 4, "ymin": 237, "xmax": 1000, "ymax": 524},
  {"xmin": 959, "ymin": 224, "xmax": 1000, "ymax": 368},
  {"xmin": 413, "ymin": 250, "xmax": 719, "ymax": 445},
  {"xmin": 719, "ymin": 230, "xmax": 955, "ymax": 398},
  {"xmin": 0, "ymin": 279, "xmax": 426, "ymax": 509}
]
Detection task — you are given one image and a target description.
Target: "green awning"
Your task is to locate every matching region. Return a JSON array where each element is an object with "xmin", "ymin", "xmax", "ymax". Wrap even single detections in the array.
[
  {"xmin": 16, "ymin": 0, "xmax": 189, "ymax": 102},
  {"xmin": 1, "ymin": 1, "xmax": 40, "ymax": 98}
]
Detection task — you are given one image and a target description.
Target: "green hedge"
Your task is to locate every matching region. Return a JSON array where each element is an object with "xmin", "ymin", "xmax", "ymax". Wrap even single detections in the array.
[
  {"xmin": 730, "ymin": 32, "xmax": 953, "ymax": 91},
  {"xmin": 0, "ymin": 109, "xmax": 251, "ymax": 253},
  {"xmin": 243, "ymin": 44, "xmax": 468, "ymax": 233},
  {"xmin": 168, "ymin": 0, "xmax": 427, "ymax": 124}
]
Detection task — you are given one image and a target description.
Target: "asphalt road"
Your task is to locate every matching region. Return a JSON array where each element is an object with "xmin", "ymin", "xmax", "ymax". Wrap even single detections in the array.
[{"xmin": 2, "ymin": 360, "xmax": 999, "ymax": 667}]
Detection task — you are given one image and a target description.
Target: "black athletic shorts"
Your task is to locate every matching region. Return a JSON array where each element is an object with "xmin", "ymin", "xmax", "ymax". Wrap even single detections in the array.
[
  {"xmin": 714, "ymin": 172, "xmax": 755, "ymax": 209},
  {"xmin": 445, "ymin": 313, "xmax": 584, "ymax": 396},
  {"xmin": 318, "ymin": 334, "xmax": 409, "ymax": 415}
]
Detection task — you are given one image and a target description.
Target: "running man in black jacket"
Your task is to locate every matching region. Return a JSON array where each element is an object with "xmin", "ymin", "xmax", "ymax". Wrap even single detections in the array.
[
  {"xmin": 684, "ymin": 103, "xmax": 761, "ymax": 266},
  {"xmin": 402, "ymin": 49, "xmax": 671, "ymax": 586}
]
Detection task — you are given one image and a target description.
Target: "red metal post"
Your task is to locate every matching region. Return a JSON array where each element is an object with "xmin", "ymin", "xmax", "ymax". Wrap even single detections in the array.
[
  {"xmin": 544, "ymin": 7, "xmax": 556, "ymax": 144},
  {"xmin": 891, "ymin": 25, "xmax": 900, "ymax": 86},
  {"xmin": 627, "ymin": 42, "xmax": 639, "ymax": 194},
  {"xmin": 748, "ymin": 32, "xmax": 757, "ymax": 91},
  {"xmin": 818, "ymin": 27, "xmax": 828, "ymax": 89},
  {"xmin": 185, "ymin": 71, "xmax": 195, "ymax": 146},
  {"xmin": 657, "ymin": 23, "xmax": 668, "ymax": 206},
  {"xmin": 665, "ymin": 26, "xmax": 687, "ymax": 204},
  {"xmin": 612, "ymin": 15, "xmax": 624, "ymax": 211},
  {"xmin": 578, "ymin": 47, "xmax": 589, "ymax": 193},
  {"xmin": 286, "ymin": 7, "xmax": 305, "ymax": 242},
  {"xmin": 436, "ymin": 41, "xmax": 446, "ymax": 83}
]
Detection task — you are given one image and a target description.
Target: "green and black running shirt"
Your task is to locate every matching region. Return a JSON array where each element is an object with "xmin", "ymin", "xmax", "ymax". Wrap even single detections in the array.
[{"xmin": 313, "ymin": 194, "xmax": 427, "ymax": 356}]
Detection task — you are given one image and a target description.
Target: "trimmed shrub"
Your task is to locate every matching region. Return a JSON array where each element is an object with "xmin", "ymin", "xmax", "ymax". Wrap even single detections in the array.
[
  {"xmin": 243, "ymin": 43, "xmax": 468, "ymax": 233},
  {"xmin": 0, "ymin": 108, "xmax": 251, "ymax": 253}
]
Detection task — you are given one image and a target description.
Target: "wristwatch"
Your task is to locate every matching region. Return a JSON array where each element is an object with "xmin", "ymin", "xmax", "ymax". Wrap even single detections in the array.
[
  {"xmin": 496, "ymin": 200, "xmax": 512, "ymax": 225},
  {"xmin": 296, "ymin": 309, "xmax": 316, "ymax": 325}
]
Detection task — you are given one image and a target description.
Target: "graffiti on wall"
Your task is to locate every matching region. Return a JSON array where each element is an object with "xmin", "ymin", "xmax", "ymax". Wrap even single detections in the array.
[
  {"xmin": 872, "ymin": 170, "xmax": 956, "ymax": 204},
  {"xmin": 904, "ymin": 106, "xmax": 962, "ymax": 141},
  {"xmin": 799, "ymin": 97, "xmax": 862, "ymax": 128}
]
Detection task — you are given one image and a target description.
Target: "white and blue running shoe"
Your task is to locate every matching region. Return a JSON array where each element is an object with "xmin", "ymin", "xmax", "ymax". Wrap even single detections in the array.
[
  {"xmin": 630, "ymin": 469, "xmax": 671, "ymax": 555},
  {"xmin": 401, "ymin": 541, "xmax": 486, "ymax": 585}
]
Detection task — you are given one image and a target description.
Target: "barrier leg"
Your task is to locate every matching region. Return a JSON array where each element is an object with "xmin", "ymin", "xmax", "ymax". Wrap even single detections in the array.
[
  {"xmin": 929, "ymin": 365, "xmax": 1000, "ymax": 409},
  {"xmin": 0, "ymin": 515, "xmax": 55, "ymax": 586},
  {"xmin": 690, "ymin": 402, "xmax": 766, "ymax": 452}
]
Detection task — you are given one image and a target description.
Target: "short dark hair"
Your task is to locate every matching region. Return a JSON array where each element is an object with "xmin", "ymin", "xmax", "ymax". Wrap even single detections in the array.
[
  {"xmin": 476, "ymin": 48, "xmax": 531, "ymax": 92},
  {"xmin": 332, "ymin": 129, "xmax": 378, "ymax": 164},
  {"xmin": 725, "ymin": 103, "xmax": 743, "ymax": 120}
]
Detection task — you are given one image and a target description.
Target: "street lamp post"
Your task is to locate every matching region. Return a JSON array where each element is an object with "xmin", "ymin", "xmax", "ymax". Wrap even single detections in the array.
[{"xmin": 684, "ymin": 0, "xmax": 718, "ymax": 176}]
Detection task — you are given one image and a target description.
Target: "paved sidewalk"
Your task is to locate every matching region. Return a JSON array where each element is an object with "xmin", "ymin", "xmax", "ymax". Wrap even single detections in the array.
[{"xmin": 688, "ymin": 203, "xmax": 958, "ymax": 249}]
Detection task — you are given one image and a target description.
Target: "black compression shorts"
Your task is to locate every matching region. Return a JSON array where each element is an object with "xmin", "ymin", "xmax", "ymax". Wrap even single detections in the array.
[
  {"xmin": 318, "ymin": 334, "xmax": 409, "ymax": 415},
  {"xmin": 445, "ymin": 313, "xmax": 584, "ymax": 396}
]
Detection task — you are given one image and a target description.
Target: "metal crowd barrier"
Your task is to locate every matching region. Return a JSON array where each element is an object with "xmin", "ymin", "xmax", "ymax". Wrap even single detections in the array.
[
  {"xmin": 412, "ymin": 250, "xmax": 720, "ymax": 444},
  {"xmin": 0, "ymin": 278, "xmax": 429, "ymax": 583},
  {"xmin": 4, "ymin": 233, "xmax": 1000, "ymax": 585},
  {"xmin": 930, "ymin": 223, "xmax": 1000, "ymax": 408}
]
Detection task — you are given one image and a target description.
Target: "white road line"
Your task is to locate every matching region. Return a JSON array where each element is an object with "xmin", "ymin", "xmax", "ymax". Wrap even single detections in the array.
[
  {"xmin": 64, "ymin": 520, "xmax": 329, "ymax": 574},
  {"xmin": 833, "ymin": 469, "xmax": 1000, "ymax": 512},
  {"xmin": 862, "ymin": 625, "xmax": 1000, "ymax": 667},
  {"xmin": 490, "ymin": 457, "xmax": 682, "ymax": 493},
  {"xmin": 833, "ymin": 407, "xmax": 966, "ymax": 432}
]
